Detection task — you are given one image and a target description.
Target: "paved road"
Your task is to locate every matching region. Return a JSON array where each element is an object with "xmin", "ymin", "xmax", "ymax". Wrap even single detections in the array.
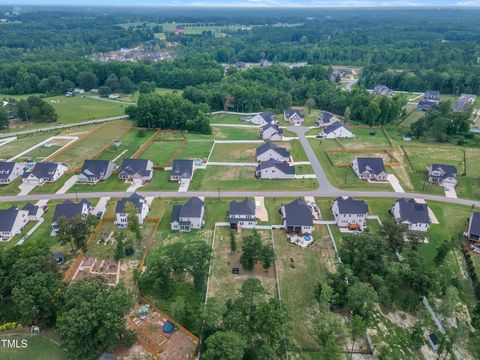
[{"xmin": 0, "ymin": 115, "xmax": 129, "ymax": 138}]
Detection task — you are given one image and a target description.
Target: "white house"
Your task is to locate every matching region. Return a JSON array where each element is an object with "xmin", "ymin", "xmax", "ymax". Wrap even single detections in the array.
[
  {"xmin": 21, "ymin": 162, "xmax": 67, "ymax": 185},
  {"xmin": 281, "ymin": 199, "xmax": 314, "ymax": 234},
  {"xmin": 0, "ymin": 206, "xmax": 29, "ymax": 242},
  {"xmin": 260, "ymin": 123, "xmax": 283, "ymax": 140},
  {"xmin": 256, "ymin": 142, "xmax": 290, "ymax": 162},
  {"xmin": 0, "ymin": 161, "xmax": 24, "ymax": 185},
  {"xmin": 319, "ymin": 121, "xmax": 355, "ymax": 139},
  {"xmin": 352, "ymin": 157, "xmax": 388, "ymax": 181},
  {"xmin": 391, "ymin": 198, "xmax": 431, "ymax": 232},
  {"xmin": 115, "ymin": 193, "xmax": 150, "ymax": 227},
  {"xmin": 171, "ymin": 197, "xmax": 205, "ymax": 232},
  {"xmin": 228, "ymin": 198, "xmax": 256, "ymax": 229},
  {"xmin": 119, "ymin": 158, "xmax": 153, "ymax": 183},
  {"xmin": 247, "ymin": 112, "xmax": 277, "ymax": 126},
  {"xmin": 77, "ymin": 159, "xmax": 116, "ymax": 184},
  {"xmin": 22, "ymin": 203, "xmax": 43, "ymax": 221},
  {"xmin": 170, "ymin": 159, "xmax": 194, "ymax": 182},
  {"xmin": 316, "ymin": 112, "xmax": 341, "ymax": 127},
  {"xmin": 256, "ymin": 159, "xmax": 295, "ymax": 179},
  {"xmin": 284, "ymin": 110, "xmax": 305, "ymax": 125},
  {"xmin": 427, "ymin": 164, "xmax": 457, "ymax": 188},
  {"xmin": 332, "ymin": 196, "xmax": 369, "ymax": 231}
]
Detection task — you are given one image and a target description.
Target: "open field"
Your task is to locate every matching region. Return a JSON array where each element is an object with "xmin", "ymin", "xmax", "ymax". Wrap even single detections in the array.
[
  {"xmin": 129, "ymin": 87, "xmax": 182, "ymax": 102},
  {"xmin": 0, "ymin": 334, "xmax": 67, "ymax": 360},
  {"xmin": 209, "ymin": 142, "xmax": 257, "ymax": 162},
  {"xmin": 96, "ymin": 128, "xmax": 156, "ymax": 162},
  {"xmin": 140, "ymin": 140, "xmax": 183, "ymax": 167},
  {"xmin": 177, "ymin": 139, "xmax": 213, "ymax": 161},
  {"xmin": 53, "ymin": 120, "xmax": 132, "ymax": 168},
  {"xmin": 208, "ymin": 113, "xmax": 245, "ymax": 124},
  {"xmin": 328, "ymin": 150, "xmax": 396, "ymax": 165},
  {"xmin": 274, "ymin": 226, "xmax": 337, "ymax": 349},
  {"xmin": 0, "ymin": 133, "xmax": 55, "ymax": 160},
  {"xmin": 208, "ymin": 228, "xmax": 277, "ymax": 301},
  {"xmin": 339, "ymin": 127, "xmax": 392, "ymax": 149},
  {"xmin": 161, "ymin": 22, "xmax": 249, "ymax": 36},
  {"xmin": 211, "ymin": 126, "xmax": 260, "ymax": 140},
  {"xmin": 189, "ymin": 166, "xmax": 318, "ymax": 191}
]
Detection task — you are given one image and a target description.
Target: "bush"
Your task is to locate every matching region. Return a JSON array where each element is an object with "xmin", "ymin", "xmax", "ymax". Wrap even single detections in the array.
[
  {"xmin": 0, "ymin": 322, "xmax": 20, "ymax": 331},
  {"xmin": 137, "ymin": 129, "xmax": 146, "ymax": 138}
]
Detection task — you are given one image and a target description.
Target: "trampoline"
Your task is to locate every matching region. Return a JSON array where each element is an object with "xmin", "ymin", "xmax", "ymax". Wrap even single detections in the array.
[{"xmin": 163, "ymin": 321, "xmax": 175, "ymax": 334}]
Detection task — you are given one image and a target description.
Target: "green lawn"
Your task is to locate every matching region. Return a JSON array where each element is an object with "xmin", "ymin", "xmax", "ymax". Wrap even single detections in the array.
[
  {"xmin": 0, "ymin": 334, "xmax": 67, "ymax": 360},
  {"xmin": 67, "ymin": 175, "xmax": 130, "ymax": 194},
  {"xmin": 96, "ymin": 128, "xmax": 156, "ymax": 162},
  {"xmin": 140, "ymin": 140, "xmax": 183, "ymax": 167},
  {"xmin": 0, "ymin": 133, "xmax": 55, "ymax": 160},
  {"xmin": 208, "ymin": 114, "xmax": 244, "ymax": 124},
  {"xmin": 141, "ymin": 170, "xmax": 182, "ymax": 192},
  {"xmin": 341, "ymin": 127, "xmax": 392, "ymax": 148},
  {"xmin": 209, "ymin": 142, "xmax": 257, "ymax": 162},
  {"xmin": 177, "ymin": 139, "xmax": 213, "ymax": 161},
  {"xmin": 30, "ymin": 174, "xmax": 71, "ymax": 195},
  {"xmin": 211, "ymin": 126, "xmax": 260, "ymax": 140}
]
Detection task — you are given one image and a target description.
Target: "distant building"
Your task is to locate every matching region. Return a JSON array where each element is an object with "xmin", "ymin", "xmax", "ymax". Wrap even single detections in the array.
[
  {"xmin": 318, "ymin": 121, "xmax": 354, "ymax": 139},
  {"xmin": 332, "ymin": 196, "xmax": 369, "ymax": 231},
  {"xmin": 372, "ymin": 85, "xmax": 394, "ymax": 96},
  {"xmin": 115, "ymin": 193, "xmax": 149, "ymax": 227},
  {"xmin": 281, "ymin": 199, "xmax": 314, "ymax": 235},
  {"xmin": 427, "ymin": 164, "xmax": 457, "ymax": 187},
  {"xmin": 284, "ymin": 110, "xmax": 305, "ymax": 126},
  {"xmin": 260, "ymin": 123, "xmax": 283, "ymax": 140},
  {"xmin": 256, "ymin": 159, "xmax": 295, "ymax": 179},
  {"xmin": 0, "ymin": 206, "xmax": 29, "ymax": 242},
  {"xmin": 316, "ymin": 112, "xmax": 341, "ymax": 127},
  {"xmin": 22, "ymin": 162, "xmax": 67, "ymax": 185},
  {"xmin": 170, "ymin": 159, "xmax": 194, "ymax": 182},
  {"xmin": 170, "ymin": 197, "xmax": 205, "ymax": 232},
  {"xmin": 0, "ymin": 161, "xmax": 24, "ymax": 185},
  {"xmin": 228, "ymin": 198, "xmax": 256, "ymax": 229},
  {"xmin": 417, "ymin": 90, "xmax": 440, "ymax": 111},
  {"xmin": 119, "ymin": 159, "xmax": 153, "ymax": 183},
  {"xmin": 247, "ymin": 112, "xmax": 277, "ymax": 126},
  {"xmin": 352, "ymin": 157, "xmax": 388, "ymax": 181},
  {"xmin": 259, "ymin": 59, "xmax": 270, "ymax": 67},
  {"xmin": 391, "ymin": 198, "xmax": 431, "ymax": 232},
  {"xmin": 77, "ymin": 160, "xmax": 116, "ymax": 184},
  {"xmin": 256, "ymin": 142, "xmax": 290, "ymax": 162},
  {"xmin": 234, "ymin": 61, "xmax": 248, "ymax": 69},
  {"xmin": 453, "ymin": 94, "xmax": 476, "ymax": 112}
]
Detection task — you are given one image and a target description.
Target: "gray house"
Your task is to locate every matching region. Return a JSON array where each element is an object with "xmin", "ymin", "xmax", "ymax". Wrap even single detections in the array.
[
  {"xmin": 284, "ymin": 109, "xmax": 305, "ymax": 125},
  {"xmin": 332, "ymin": 196, "xmax": 369, "ymax": 231},
  {"xmin": 51, "ymin": 199, "xmax": 92, "ymax": 234},
  {"xmin": 170, "ymin": 159, "xmax": 194, "ymax": 182},
  {"xmin": 228, "ymin": 198, "xmax": 256, "ymax": 229},
  {"xmin": 22, "ymin": 162, "xmax": 67, "ymax": 185},
  {"xmin": 453, "ymin": 94, "xmax": 476, "ymax": 112},
  {"xmin": 119, "ymin": 158, "xmax": 153, "ymax": 182},
  {"xmin": 466, "ymin": 212, "xmax": 480, "ymax": 241},
  {"xmin": 391, "ymin": 198, "xmax": 431, "ymax": 232},
  {"xmin": 372, "ymin": 85, "xmax": 394, "ymax": 96},
  {"xmin": 260, "ymin": 123, "xmax": 283, "ymax": 140},
  {"xmin": 256, "ymin": 159, "xmax": 295, "ymax": 179},
  {"xmin": 247, "ymin": 112, "xmax": 277, "ymax": 126},
  {"xmin": 256, "ymin": 142, "xmax": 290, "ymax": 162},
  {"xmin": 0, "ymin": 161, "xmax": 24, "ymax": 185},
  {"xmin": 171, "ymin": 197, "xmax": 205, "ymax": 232},
  {"xmin": 281, "ymin": 199, "xmax": 314, "ymax": 234},
  {"xmin": 77, "ymin": 160, "xmax": 116, "ymax": 184},
  {"xmin": 0, "ymin": 206, "xmax": 29, "ymax": 242},
  {"xmin": 427, "ymin": 164, "xmax": 457, "ymax": 187},
  {"xmin": 316, "ymin": 112, "xmax": 340, "ymax": 127},
  {"xmin": 115, "ymin": 193, "xmax": 150, "ymax": 227},
  {"xmin": 352, "ymin": 157, "xmax": 388, "ymax": 181}
]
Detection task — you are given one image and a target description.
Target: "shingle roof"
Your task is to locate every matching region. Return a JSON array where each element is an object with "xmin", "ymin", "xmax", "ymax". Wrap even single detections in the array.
[
  {"xmin": 171, "ymin": 197, "xmax": 204, "ymax": 223},
  {"xmin": 257, "ymin": 159, "xmax": 295, "ymax": 175},
  {"xmin": 119, "ymin": 159, "xmax": 151, "ymax": 177},
  {"xmin": 284, "ymin": 109, "xmax": 304, "ymax": 119},
  {"xmin": 22, "ymin": 162, "xmax": 60, "ymax": 180},
  {"xmin": 335, "ymin": 196, "xmax": 368, "ymax": 215},
  {"xmin": 430, "ymin": 164, "xmax": 457, "ymax": 179},
  {"xmin": 262, "ymin": 123, "xmax": 283, "ymax": 134},
  {"xmin": 355, "ymin": 157, "xmax": 385, "ymax": 175},
  {"xmin": 0, "ymin": 206, "xmax": 20, "ymax": 232},
  {"xmin": 259, "ymin": 112, "xmax": 275, "ymax": 122},
  {"xmin": 323, "ymin": 121, "xmax": 346, "ymax": 134},
  {"xmin": 283, "ymin": 199, "xmax": 313, "ymax": 227},
  {"xmin": 469, "ymin": 212, "xmax": 480, "ymax": 238},
  {"xmin": 256, "ymin": 142, "xmax": 290, "ymax": 158},
  {"xmin": 424, "ymin": 90, "xmax": 440, "ymax": 99},
  {"xmin": 453, "ymin": 94, "xmax": 476, "ymax": 112},
  {"xmin": 229, "ymin": 198, "xmax": 255, "ymax": 217},
  {"xmin": 53, "ymin": 199, "xmax": 91, "ymax": 223},
  {"xmin": 395, "ymin": 198, "xmax": 430, "ymax": 224},
  {"xmin": 0, "ymin": 161, "xmax": 16, "ymax": 180},
  {"xmin": 116, "ymin": 193, "xmax": 146, "ymax": 214},
  {"xmin": 22, "ymin": 203, "xmax": 39, "ymax": 216},
  {"xmin": 80, "ymin": 160, "xmax": 112, "ymax": 178},
  {"xmin": 170, "ymin": 159, "xmax": 194, "ymax": 179}
]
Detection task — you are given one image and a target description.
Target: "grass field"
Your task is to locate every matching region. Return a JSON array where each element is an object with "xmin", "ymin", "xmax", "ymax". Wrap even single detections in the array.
[
  {"xmin": 0, "ymin": 334, "xmax": 67, "ymax": 360},
  {"xmin": 329, "ymin": 150, "xmax": 395, "ymax": 165},
  {"xmin": 211, "ymin": 126, "xmax": 260, "ymax": 140},
  {"xmin": 340, "ymin": 127, "xmax": 392, "ymax": 149},
  {"xmin": 140, "ymin": 170, "xmax": 181, "ymax": 191},
  {"xmin": 141, "ymin": 140, "xmax": 183, "ymax": 167},
  {"xmin": 0, "ymin": 133, "xmax": 55, "ymax": 160},
  {"xmin": 189, "ymin": 166, "xmax": 318, "ymax": 191},
  {"xmin": 68, "ymin": 175, "xmax": 130, "ymax": 194},
  {"xmin": 209, "ymin": 142, "xmax": 257, "ymax": 162},
  {"xmin": 96, "ymin": 128, "xmax": 156, "ymax": 162},
  {"xmin": 177, "ymin": 139, "xmax": 213, "ymax": 160},
  {"xmin": 54, "ymin": 120, "xmax": 132, "ymax": 168},
  {"xmin": 208, "ymin": 114, "xmax": 244, "ymax": 124}
]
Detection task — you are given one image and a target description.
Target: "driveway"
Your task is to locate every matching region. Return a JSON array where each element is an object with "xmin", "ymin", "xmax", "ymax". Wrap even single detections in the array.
[
  {"xmin": 444, "ymin": 187, "xmax": 457, "ymax": 198},
  {"xmin": 254, "ymin": 197, "xmax": 268, "ymax": 221},
  {"xmin": 18, "ymin": 183, "xmax": 37, "ymax": 196},
  {"xmin": 387, "ymin": 174, "xmax": 405, "ymax": 193}
]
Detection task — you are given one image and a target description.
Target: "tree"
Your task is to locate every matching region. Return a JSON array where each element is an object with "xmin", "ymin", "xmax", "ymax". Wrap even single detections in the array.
[
  {"xmin": 344, "ymin": 106, "xmax": 351, "ymax": 124},
  {"xmin": 260, "ymin": 245, "xmax": 275, "ymax": 271},
  {"xmin": 125, "ymin": 202, "xmax": 142, "ymax": 244},
  {"xmin": 314, "ymin": 311, "xmax": 347, "ymax": 360},
  {"xmin": 16, "ymin": 96, "xmax": 57, "ymax": 123},
  {"xmin": 56, "ymin": 278, "xmax": 133, "ymax": 360},
  {"xmin": 76, "ymin": 71, "xmax": 98, "ymax": 91},
  {"xmin": 98, "ymin": 86, "xmax": 111, "ymax": 97},
  {"xmin": 315, "ymin": 283, "xmax": 334, "ymax": 312},
  {"xmin": 203, "ymin": 331, "xmax": 246, "ymax": 360},
  {"xmin": 305, "ymin": 98, "xmax": 316, "ymax": 114},
  {"xmin": 349, "ymin": 315, "xmax": 367, "ymax": 357},
  {"xmin": 0, "ymin": 107, "xmax": 8, "ymax": 130},
  {"xmin": 105, "ymin": 74, "xmax": 120, "ymax": 92},
  {"xmin": 57, "ymin": 214, "xmax": 96, "ymax": 252},
  {"xmin": 240, "ymin": 232, "xmax": 262, "ymax": 271},
  {"xmin": 409, "ymin": 322, "xmax": 424, "ymax": 350},
  {"xmin": 119, "ymin": 76, "xmax": 136, "ymax": 94},
  {"xmin": 114, "ymin": 232, "xmax": 125, "ymax": 261},
  {"xmin": 380, "ymin": 217, "xmax": 407, "ymax": 254},
  {"xmin": 434, "ymin": 238, "xmax": 455, "ymax": 265},
  {"xmin": 346, "ymin": 282, "xmax": 378, "ymax": 320},
  {"xmin": 138, "ymin": 81, "xmax": 156, "ymax": 94}
]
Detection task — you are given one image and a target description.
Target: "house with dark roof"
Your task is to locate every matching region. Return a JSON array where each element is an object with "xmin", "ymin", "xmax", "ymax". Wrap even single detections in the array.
[
  {"xmin": 115, "ymin": 193, "xmax": 149, "ymax": 227},
  {"xmin": 0, "ymin": 161, "xmax": 24, "ymax": 185},
  {"xmin": 259, "ymin": 59, "xmax": 270, "ymax": 67},
  {"xmin": 281, "ymin": 199, "xmax": 314, "ymax": 234},
  {"xmin": 372, "ymin": 85, "xmax": 394, "ymax": 96},
  {"xmin": 170, "ymin": 159, "xmax": 194, "ymax": 182},
  {"xmin": 21, "ymin": 162, "xmax": 67, "ymax": 185},
  {"xmin": 0, "ymin": 206, "xmax": 29, "ymax": 242},
  {"xmin": 256, "ymin": 159, "xmax": 295, "ymax": 179},
  {"xmin": 171, "ymin": 197, "xmax": 205, "ymax": 232},
  {"xmin": 51, "ymin": 199, "xmax": 92, "ymax": 234},
  {"xmin": 256, "ymin": 142, "xmax": 290, "ymax": 162},
  {"xmin": 466, "ymin": 212, "xmax": 480, "ymax": 241},
  {"xmin": 352, "ymin": 157, "xmax": 388, "ymax": 181},
  {"xmin": 247, "ymin": 112, "xmax": 277, "ymax": 126},
  {"xmin": 391, "ymin": 198, "xmax": 431, "ymax": 232},
  {"xmin": 284, "ymin": 110, "xmax": 305, "ymax": 125},
  {"xmin": 260, "ymin": 123, "xmax": 283, "ymax": 140},
  {"xmin": 417, "ymin": 90, "xmax": 440, "ymax": 111},
  {"xmin": 77, "ymin": 160, "xmax": 116, "ymax": 184},
  {"xmin": 315, "ymin": 112, "xmax": 341, "ymax": 127},
  {"xmin": 22, "ymin": 203, "xmax": 43, "ymax": 221},
  {"xmin": 318, "ymin": 121, "xmax": 354, "ymax": 139},
  {"xmin": 427, "ymin": 333, "xmax": 440, "ymax": 353},
  {"xmin": 228, "ymin": 198, "xmax": 256, "ymax": 229},
  {"xmin": 119, "ymin": 158, "xmax": 153, "ymax": 182},
  {"xmin": 453, "ymin": 94, "xmax": 476, "ymax": 112},
  {"xmin": 427, "ymin": 164, "xmax": 457, "ymax": 187},
  {"xmin": 332, "ymin": 196, "xmax": 369, "ymax": 231},
  {"xmin": 235, "ymin": 61, "xmax": 248, "ymax": 69}
]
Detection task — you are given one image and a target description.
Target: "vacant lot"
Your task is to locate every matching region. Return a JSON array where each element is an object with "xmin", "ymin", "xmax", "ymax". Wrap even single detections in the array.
[
  {"xmin": 0, "ymin": 133, "xmax": 55, "ymax": 160},
  {"xmin": 209, "ymin": 113, "xmax": 244, "ymax": 124},
  {"xmin": 177, "ymin": 139, "xmax": 213, "ymax": 161},
  {"xmin": 339, "ymin": 127, "xmax": 392, "ymax": 149},
  {"xmin": 209, "ymin": 142, "xmax": 258, "ymax": 162},
  {"xmin": 208, "ymin": 228, "xmax": 277, "ymax": 301},
  {"xmin": 50, "ymin": 96, "xmax": 126, "ymax": 122},
  {"xmin": 211, "ymin": 126, "xmax": 260, "ymax": 140},
  {"xmin": 141, "ymin": 140, "xmax": 183, "ymax": 167}
]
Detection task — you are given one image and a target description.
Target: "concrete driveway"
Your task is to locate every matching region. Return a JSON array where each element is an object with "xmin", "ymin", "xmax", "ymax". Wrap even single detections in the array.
[
  {"xmin": 444, "ymin": 187, "xmax": 457, "ymax": 198},
  {"xmin": 387, "ymin": 174, "xmax": 405, "ymax": 193}
]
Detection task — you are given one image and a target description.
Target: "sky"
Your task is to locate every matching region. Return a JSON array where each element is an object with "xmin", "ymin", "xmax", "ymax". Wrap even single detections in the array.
[{"xmin": 5, "ymin": 0, "xmax": 480, "ymax": 7}]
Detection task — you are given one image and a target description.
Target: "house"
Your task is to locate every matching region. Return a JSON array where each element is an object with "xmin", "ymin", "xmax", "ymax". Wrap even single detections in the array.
[
  {"xmin": 21, "ymin": 162, "xmax": 67, "ymax": 185},
  {"xmin": 228, "ymin": 198, "xmax": 256, "ymax": 229},
  {"xmin": 115, "ymin": 193, "xmax": 149, "ymax": 227},
  {"xmin": 332, "ymin": 196, "xmax": 369, "ymax": 231},
  {"xmin": 260, "ymin": 123, "xmax": 283, "ymax": 140},
  {"xmin": 427, "ymin": 333, "xmax": 440, "ymax": 353},
  {"xmin": 372, "ymin": 85, "xmax": 394, "ymax": 96},
  {"xmin": 316, "ymin": 112, "xmax": 341, "ymax": 127},
  {"xmin": 417, "ymin": 90, "xmax": 440, "ymax": 111},
  {"xmin": 352, "ymin": 157, "xmax": 388, "ymax": 181},
  {"xmin": 281, "ymin": 199, "xmax": 314, "ymax": 234},
  {"xmin": 235, "ymin": 61, "xmax": 248, "ymax": 69},
  {"xmin": 466, "ymin": 212, "xmax": 480, "ymax": 241},
  {"xmin": 54, "ymin": 251, "xmax": 64, "ymax": 264},
  {"xmin": 453, "ymin": 94, "xmax": 476, "ymax": 112},
  {"xmin": 259, "ymin": 59, "xmax": 270, "ymax": 67},
  {"xmin": 256, "ymin": 159, "xmax": 295, "ymax": 179},
  {"xmin": 0, "ymin": 161, "xmax": 24, "ymax": 185},
  {"xmin": 22, "ymin": 203, "xmax": 43, "ymax": 221},
  {"xmin": 51, "ymin": 199, "xmax": 92, "ymax": 234},
  {"xmin": 119, "ymin": 159, "xmax": 153, "ymax": 182},
  {"xmin": 318, "ymin": 121, "xmax": 355, "ymax": 139},
  {"xmin": 284, "ymin": 110, "xmax": 305, "ymax": 125},
  {"xmin": 0, "ymin": 206, "xmax": 29, "ymax": 242},
  {"xmin": 247, "ymin": 112, "xmax": 277, "ymax": 126},
  {"xmin": 427, "ymin": 164, "xmax": 457, "ymax": 187},
  {"xmin": 170, "ymin": 197, "xmax": 205, "ymax": 232},
  {"xmin": 391, "ymin": 198, "xmax": 431, "ymax": 232},
  {"xmin": 256, "ymin": 142, "xmax": 290, "ymax": 162},
  {"xmin": 77, "ymin": 160, "xmax": 116, "ymax": 184},
  {"xmin": 170, "ymin": 159, "xmax": 194, "ymax": 182}
]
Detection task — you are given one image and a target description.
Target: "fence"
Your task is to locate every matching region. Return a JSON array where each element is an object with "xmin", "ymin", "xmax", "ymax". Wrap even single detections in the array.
[
  {"xmin": 326, "ymin": 148, "xmax": 401, "ymax": 167},
  {"xmin": 131, "ymin": 129, "xmax": 161, "ymax": 159}
]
